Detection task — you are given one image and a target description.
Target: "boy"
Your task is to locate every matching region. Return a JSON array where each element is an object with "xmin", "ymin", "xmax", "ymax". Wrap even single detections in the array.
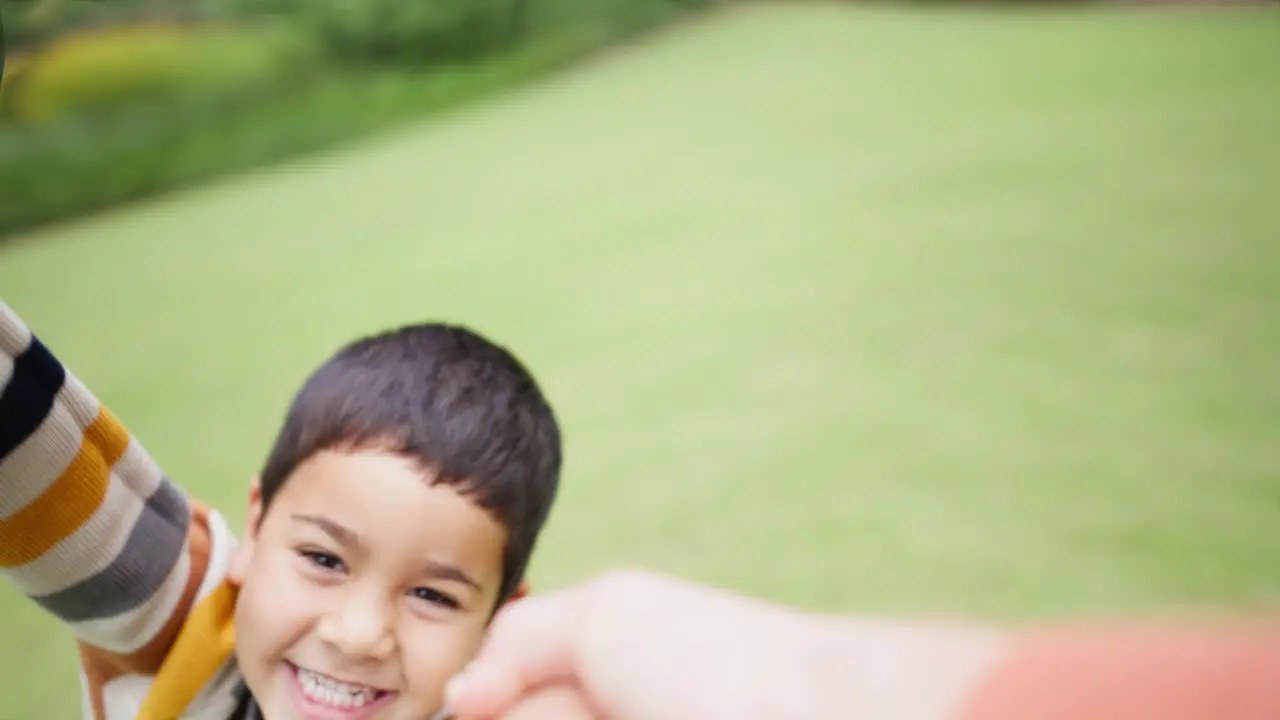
[{"xmin": 0, "ymin": 298, "xmax": 562, "ymax": 720}]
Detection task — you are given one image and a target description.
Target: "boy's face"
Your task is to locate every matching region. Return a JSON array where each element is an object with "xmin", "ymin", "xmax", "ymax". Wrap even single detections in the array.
[{"xmin": 228, "ymin": 449, "xmax": 508, "ymax": 720}]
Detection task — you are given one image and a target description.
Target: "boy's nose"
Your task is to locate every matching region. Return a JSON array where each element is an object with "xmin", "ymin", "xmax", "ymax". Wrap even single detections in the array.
[{"xmin": 317, "ymin": 590, "xmax": 396, "ymax": 661}]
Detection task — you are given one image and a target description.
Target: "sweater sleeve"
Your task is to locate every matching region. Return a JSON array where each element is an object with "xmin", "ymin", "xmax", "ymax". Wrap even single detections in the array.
[
  {"xmin": 0, "ymin": 298, "xmax": 211, "ymax": 676},
  {"xmin": 958, "ymin": 616, "xmax": 1280, "ymax": 720}
]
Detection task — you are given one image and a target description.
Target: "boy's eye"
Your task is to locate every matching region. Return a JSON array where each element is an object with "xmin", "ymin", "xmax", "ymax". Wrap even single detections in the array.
[
  {"xmin": 411, "ymin": 587, "xmax": 460, "ymax": 610},
  {"xmin": 300, "ymin": 549, "xmax": 345, "ymax": 572}
]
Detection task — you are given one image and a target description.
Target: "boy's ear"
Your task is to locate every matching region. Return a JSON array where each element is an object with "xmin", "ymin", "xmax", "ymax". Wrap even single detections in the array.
[
  {"xmin": 509, "ymin": 580, "xmax": 531, "ymax": 603},
  {"xmin": 227, "ymin": 477, "xmax": 264, "ymax": 585}
]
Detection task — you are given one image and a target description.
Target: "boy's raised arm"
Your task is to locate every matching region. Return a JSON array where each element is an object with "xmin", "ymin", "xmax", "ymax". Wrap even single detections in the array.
[{"xmin": 0, "ymin": 299, "xmax": 213, "ymax": 677}]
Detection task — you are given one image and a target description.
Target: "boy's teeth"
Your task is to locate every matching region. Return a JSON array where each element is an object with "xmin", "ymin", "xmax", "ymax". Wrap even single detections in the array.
[{"xmin": 296, "ymin": 667, "xmax": 379, "ymax": 709}]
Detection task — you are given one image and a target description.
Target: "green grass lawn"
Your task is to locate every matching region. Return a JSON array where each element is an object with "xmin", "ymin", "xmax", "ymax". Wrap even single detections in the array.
[{"xmin": 3, "ymin": 3, "xmax": 1279, "ymax": 716}]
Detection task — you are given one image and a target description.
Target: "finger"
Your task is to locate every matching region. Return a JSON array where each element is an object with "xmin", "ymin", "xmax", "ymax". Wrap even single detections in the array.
[
  {"xmin": 498, "ymin": 684, "xmax": 600, "ymax": 720},
  {"xmin": 447, "ymin": 589, "xmax": 590, "ymax": 718}
]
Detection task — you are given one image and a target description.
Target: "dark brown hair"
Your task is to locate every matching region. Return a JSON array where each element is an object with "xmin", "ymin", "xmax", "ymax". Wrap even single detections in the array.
[{"xmin": 256, "ymin": 321, "xmax": 563, "ymax": 604}]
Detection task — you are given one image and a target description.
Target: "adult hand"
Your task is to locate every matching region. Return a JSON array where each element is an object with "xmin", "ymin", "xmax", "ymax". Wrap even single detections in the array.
[
  {"xmin": 445, "ymin": 569, "xmax": 1003, "ymax": 720},
  {"xmin": 446, "ymin": 570, "xmax": 827, "ymax": 719}
]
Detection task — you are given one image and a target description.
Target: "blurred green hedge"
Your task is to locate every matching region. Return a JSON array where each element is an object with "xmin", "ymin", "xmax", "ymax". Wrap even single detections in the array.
[
  {"xmin": 0, "ymin": 0, "xmax": 712, "ymax": 238},
  {"xmin": 3, "ymin": 22, "xmax": 321, "ymax": 124}
]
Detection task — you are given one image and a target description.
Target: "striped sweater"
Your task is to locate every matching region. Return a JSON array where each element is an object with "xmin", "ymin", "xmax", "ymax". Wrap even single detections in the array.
[{"xmin": 1, "ymin": 299, "xmax": 242, "ymax": 720}]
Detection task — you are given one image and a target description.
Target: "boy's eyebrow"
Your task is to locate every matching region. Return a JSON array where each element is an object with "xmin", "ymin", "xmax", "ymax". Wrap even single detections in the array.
[
  {"xmin": 422, "ymin": 560, "xmax": 481, "ymax": 591},
  {"xmin": 291, "ymin": 513, "xmax": 362, "ymax": 551}
]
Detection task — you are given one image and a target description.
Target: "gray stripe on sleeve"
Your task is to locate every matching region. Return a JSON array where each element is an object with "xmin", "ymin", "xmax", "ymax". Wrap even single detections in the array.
[{"xmin": 32, "ymin": 479, "xmax": 191, "ymax": 622}]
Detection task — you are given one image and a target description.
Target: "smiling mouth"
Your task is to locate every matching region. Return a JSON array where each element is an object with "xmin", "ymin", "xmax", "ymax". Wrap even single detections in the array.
[{"xmin": 288, "ymin": 662, "xmax": 396, "ymax": 717}]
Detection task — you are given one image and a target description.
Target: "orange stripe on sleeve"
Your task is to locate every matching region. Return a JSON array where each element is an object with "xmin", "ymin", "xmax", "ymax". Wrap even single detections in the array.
[{"xmin": 0, "ymin": 406, "xmax": 130, "ymax": 567}]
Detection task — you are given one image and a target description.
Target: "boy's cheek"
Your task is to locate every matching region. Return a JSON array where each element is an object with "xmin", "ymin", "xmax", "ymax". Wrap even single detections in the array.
[
  {"xmin": 397, "ymin": 623, "xmax": 493, "ymax": 715},
  {"xmin": 236, "ymin": 550, "xmax": 306, "ymax": 634}
]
